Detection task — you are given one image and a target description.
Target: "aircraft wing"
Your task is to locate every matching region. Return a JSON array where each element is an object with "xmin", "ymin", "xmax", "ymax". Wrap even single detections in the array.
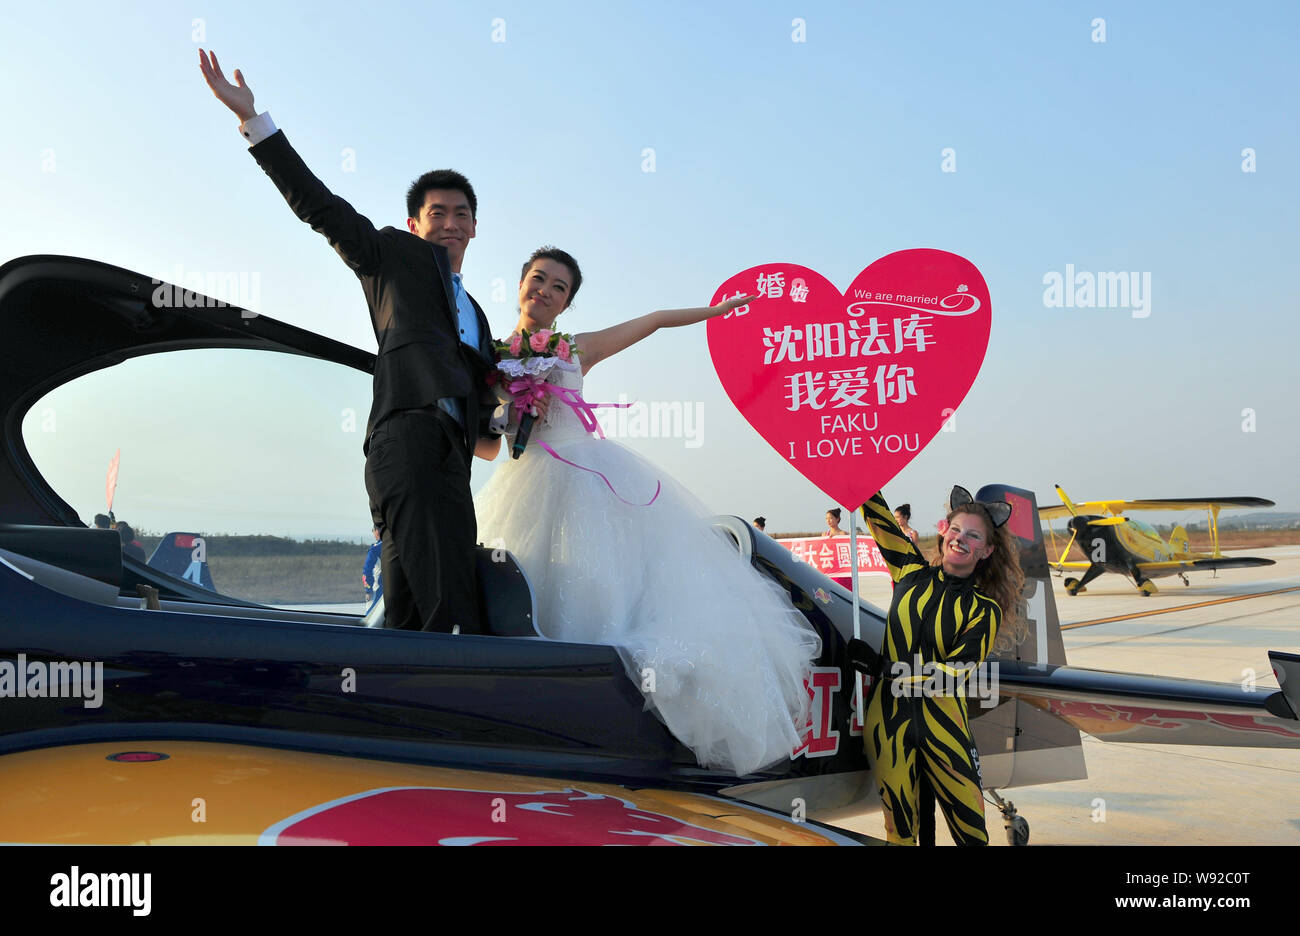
[
  {"xmin": 995, "ymin": 652, "xmax": 1300, "ymax": 748},
  {"xmin": 1121, "ymin": 497, "xmax": 1275, "ymax": 511},
  {"xmin": 1039, "ymin": 501, "xmax": 1121, "ymax": 520},
  {"xmin": 1137, "ymin": 557, "xmax": 1277, "ymax": 573},
  {"xmin": 1038, "ymin": 498, "xmax": 1147, "ymax": 519},
  {"xmin": 1039, "ymin": 496, "xmax": 1274, "ymax": 520}
]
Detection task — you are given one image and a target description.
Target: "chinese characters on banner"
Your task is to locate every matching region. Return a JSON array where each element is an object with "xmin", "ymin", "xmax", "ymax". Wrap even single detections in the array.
[
  {"xmin": 776, "ymin": 535, "xmax": 891, "ymax": 578},
  {"xmin": 707, "ymin": 251, "xmax": 992, "ymax": 510}
]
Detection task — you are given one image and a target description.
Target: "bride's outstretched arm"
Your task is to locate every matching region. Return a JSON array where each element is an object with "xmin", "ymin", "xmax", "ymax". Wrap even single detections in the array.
[{"xmin": 575, "ymin": 294, "xmax": 757, "ymax": 373}]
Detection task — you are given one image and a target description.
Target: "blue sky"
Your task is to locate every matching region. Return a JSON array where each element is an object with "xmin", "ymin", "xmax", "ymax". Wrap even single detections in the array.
[{"xmin": 3, "ymin": 1, "xmax": 1297, "ymax": 538}]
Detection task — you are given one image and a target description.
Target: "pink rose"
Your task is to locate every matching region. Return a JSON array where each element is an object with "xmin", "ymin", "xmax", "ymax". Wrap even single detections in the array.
[
  {"xmin": 508, "ymin": 333, "xmax": 523, "ymax": 356},
  {"xmin": 555, "ymin": 338, "xmax": 571, "ymax": 361},
  {"xmin": 529, "ymin": 329, "xmax": 553, "ymax": 353}
]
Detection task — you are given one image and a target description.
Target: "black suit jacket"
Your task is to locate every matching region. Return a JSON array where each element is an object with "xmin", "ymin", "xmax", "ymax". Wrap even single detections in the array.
[{"xmin": 247, "ymin": 130, "xmax": 497, "ymax": 461}]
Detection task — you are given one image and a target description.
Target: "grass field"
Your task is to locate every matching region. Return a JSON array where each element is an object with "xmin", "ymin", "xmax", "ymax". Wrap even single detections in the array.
[
  {"xmin": 139, "ymin": 534, "xmax": 370, "ymax": 606},
  {"xmin": 202, "ymin": 554, "xmax": 364, "ymax": 605}
]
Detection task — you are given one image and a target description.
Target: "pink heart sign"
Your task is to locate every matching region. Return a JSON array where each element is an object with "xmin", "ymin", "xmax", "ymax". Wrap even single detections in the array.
[{"xmin": 707, "ymin": 249, "xmax": 991, "ymax": 511}]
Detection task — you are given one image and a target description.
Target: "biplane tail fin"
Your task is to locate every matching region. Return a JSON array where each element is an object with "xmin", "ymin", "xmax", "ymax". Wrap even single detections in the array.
[
  {"xmin": 1053, "ymin": 483, "xmax": 1081, "ymax": 517},
  {"xmin": 1168, "ymin": 525, "xmax": 1190, "ymax": 557}
]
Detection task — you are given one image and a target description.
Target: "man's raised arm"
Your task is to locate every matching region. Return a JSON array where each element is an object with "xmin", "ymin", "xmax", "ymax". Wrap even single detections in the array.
[{"xmin": 199, "ymin": 49, "xmax": 382, "ymax": 276}]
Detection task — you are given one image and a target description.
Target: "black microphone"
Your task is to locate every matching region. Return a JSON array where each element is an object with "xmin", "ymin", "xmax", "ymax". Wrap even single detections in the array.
[{"xmin": 511, "ymin": 411, "xmax": 536, "ymax": 459}]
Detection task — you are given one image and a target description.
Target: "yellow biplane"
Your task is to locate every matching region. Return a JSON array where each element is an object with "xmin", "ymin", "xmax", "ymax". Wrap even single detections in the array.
[{"xmin": 1039, "ymin": 485, "xmax": 1276, "ymax": 596}]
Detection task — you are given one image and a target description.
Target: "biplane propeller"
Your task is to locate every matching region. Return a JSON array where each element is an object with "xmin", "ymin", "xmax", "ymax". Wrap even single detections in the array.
[{"xmin": 1039, "ymin": 485, "xmax": 1276, "ymax": 596}]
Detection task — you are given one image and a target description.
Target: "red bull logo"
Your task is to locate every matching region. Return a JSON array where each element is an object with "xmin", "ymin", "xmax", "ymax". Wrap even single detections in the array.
[
  {"xmin": 260, "ymin": 787, "xmax": 764, "ymax": 846},
  {"xmin": 1042, "ymin": 699, "xmax": 1300, "ymax": 741}
]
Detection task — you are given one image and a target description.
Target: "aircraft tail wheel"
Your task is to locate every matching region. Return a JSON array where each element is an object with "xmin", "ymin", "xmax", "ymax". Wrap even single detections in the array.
[
  {"xmin": 1064, "ymin": 577, "xmax": 1080, "ymax": 596},
  {"xmin": 1181, "ymin": 574, "xmax": 1190, "ymax": 586},
  {"xmin": 1139, "ymin": 581, "xmax": 1157, "ymax": 597},
  {"xmin": 988, "ymin": 790, "xmax": 1029, "ymax": 846}
]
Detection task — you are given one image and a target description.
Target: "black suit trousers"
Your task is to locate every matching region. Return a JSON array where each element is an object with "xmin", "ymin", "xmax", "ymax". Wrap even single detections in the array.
[{"xmin": 364, "ymin": 409, "xmax": 482, "ymax": 634}]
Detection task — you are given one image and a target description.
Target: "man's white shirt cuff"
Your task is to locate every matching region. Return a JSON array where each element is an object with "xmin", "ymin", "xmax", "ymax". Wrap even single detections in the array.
[{"xmin": 239, "ymin": 111, "xmax": 277, "ymax": 146}]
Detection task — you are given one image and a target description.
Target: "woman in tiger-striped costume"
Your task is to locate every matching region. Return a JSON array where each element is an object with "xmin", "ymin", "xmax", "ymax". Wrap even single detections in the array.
[{"xmin": 852, "ymin": 486, "xmax": 1024, "ymax": 845}]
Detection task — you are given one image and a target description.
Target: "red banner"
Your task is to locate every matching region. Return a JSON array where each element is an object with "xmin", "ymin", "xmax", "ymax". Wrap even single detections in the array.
[{"xmin": 776, "ymin": 535, "xmax": 890, "ymax": 578}]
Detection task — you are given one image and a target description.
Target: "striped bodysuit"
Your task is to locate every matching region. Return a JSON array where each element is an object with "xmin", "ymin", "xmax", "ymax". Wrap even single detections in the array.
[{"xmin": 859, "ymin": 493, "xmax": 1000, "ymax": 845}]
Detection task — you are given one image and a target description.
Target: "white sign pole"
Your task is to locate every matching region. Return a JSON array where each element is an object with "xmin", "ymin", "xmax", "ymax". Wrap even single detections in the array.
[{"xmin": 848, "ymin": 506, "xmax": 863, "ymax": 722}]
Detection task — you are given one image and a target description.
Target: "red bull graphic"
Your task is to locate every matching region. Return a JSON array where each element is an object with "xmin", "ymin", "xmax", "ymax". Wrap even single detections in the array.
[
  {"xmin": 260, "ymin": 788, "xmax": 765, "ymax": 846},
  {"xmin": 1036, "ymin": 699, "xmax": 1300, "ymax": 742}
]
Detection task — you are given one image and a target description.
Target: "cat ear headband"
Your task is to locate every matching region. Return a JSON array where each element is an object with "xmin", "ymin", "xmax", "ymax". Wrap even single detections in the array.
[{"xmin": 948, "ymin": 485, "xmax": 1011, "ymax": 528}]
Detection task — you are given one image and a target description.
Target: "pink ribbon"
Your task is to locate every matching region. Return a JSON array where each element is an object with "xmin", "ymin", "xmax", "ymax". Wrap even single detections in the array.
[
  {"xmin": 505, "ymin": 378, "xmax": 635, "ymax": 441},
  {"xmin": 506, "ymin": 377, "xmax": 551, "ymax": 420},
  {"xmin": 537, "ymin": 441, "xmax": 661, "ymax": 507},
  {"xmin": 505, "ymin": 375, "xmax": 659, "ymax": 507}
]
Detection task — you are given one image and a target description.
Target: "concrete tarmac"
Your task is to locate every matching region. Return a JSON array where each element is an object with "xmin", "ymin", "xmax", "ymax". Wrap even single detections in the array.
[{"xmin": 836, "ymin": 546, "xmax": 1300, "ymax": 845}]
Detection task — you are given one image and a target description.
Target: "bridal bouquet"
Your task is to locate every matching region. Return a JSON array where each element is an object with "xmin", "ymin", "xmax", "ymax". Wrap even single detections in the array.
[
  {"xmin": 492, "ymin": 328, "xmax": 582, "ymax": 458},
  {"xmin": 488, "ymin": 330, "xmax": 658, "ymax": 505}
]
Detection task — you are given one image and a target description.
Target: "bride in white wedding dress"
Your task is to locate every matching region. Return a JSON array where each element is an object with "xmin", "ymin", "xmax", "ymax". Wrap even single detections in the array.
[{"xmin": 474, "ymin": 247, "xmax": 821, "ymax": 777}]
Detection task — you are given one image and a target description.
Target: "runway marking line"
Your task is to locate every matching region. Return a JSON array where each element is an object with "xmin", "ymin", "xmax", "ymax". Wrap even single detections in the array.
[{"xmin": 1060, "ymin": 585, "xmax": 1300, "ymax": 630}]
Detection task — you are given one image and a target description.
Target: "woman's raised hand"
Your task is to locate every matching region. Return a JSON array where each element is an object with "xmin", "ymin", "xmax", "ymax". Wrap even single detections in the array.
[
  {"xmin": 709, "ymin": 294, "xmax": 760, "ymax": 318},
  {"xmin": 198, "ymin": 49, "xmax": 257, "ymax": 123}
]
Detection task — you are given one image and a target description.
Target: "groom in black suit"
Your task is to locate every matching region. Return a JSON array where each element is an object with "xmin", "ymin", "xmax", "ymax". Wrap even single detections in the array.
[{"xmin": 200, "ymin": 50, "xmax": 497, "ymax": 634}]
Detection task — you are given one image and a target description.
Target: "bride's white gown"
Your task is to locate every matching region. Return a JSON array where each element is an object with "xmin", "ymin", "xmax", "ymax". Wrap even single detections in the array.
[{"xmin": 474, "ymin": 359, "xmax": 821, "ymax": 776}]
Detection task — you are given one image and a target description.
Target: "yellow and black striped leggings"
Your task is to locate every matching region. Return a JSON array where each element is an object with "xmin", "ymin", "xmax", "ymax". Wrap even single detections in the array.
[{"xmin": 863, "ymin": 680, "xmax": 989, "ymax": 845}]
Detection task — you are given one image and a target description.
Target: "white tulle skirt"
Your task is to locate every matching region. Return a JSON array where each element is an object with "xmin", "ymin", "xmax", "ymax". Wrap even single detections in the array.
[{"xmin": 474, "ymin": 435, "xmax": 820, "ymax": 776}]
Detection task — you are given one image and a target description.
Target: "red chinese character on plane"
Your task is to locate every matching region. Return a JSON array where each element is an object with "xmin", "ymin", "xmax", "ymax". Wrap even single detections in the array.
[{"xmin": 793, "ymin": 666, "xmax": 842, "ymax": 758}]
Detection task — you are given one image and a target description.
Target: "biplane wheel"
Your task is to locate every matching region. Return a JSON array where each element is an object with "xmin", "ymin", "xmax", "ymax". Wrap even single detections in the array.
[
  {"xmin": 1064, "ymin": 577, "xmax": 1080, "ymax": 596},
  {"xmin": 1139, "ymin": 580, "xmax": 1157, "ymax": 597}
]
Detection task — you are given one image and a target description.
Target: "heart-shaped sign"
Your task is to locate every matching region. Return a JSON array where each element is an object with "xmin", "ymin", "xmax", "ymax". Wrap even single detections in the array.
[{"xmin": 708, "ymin": 249, "xmax": 991, "ymax": 510}]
